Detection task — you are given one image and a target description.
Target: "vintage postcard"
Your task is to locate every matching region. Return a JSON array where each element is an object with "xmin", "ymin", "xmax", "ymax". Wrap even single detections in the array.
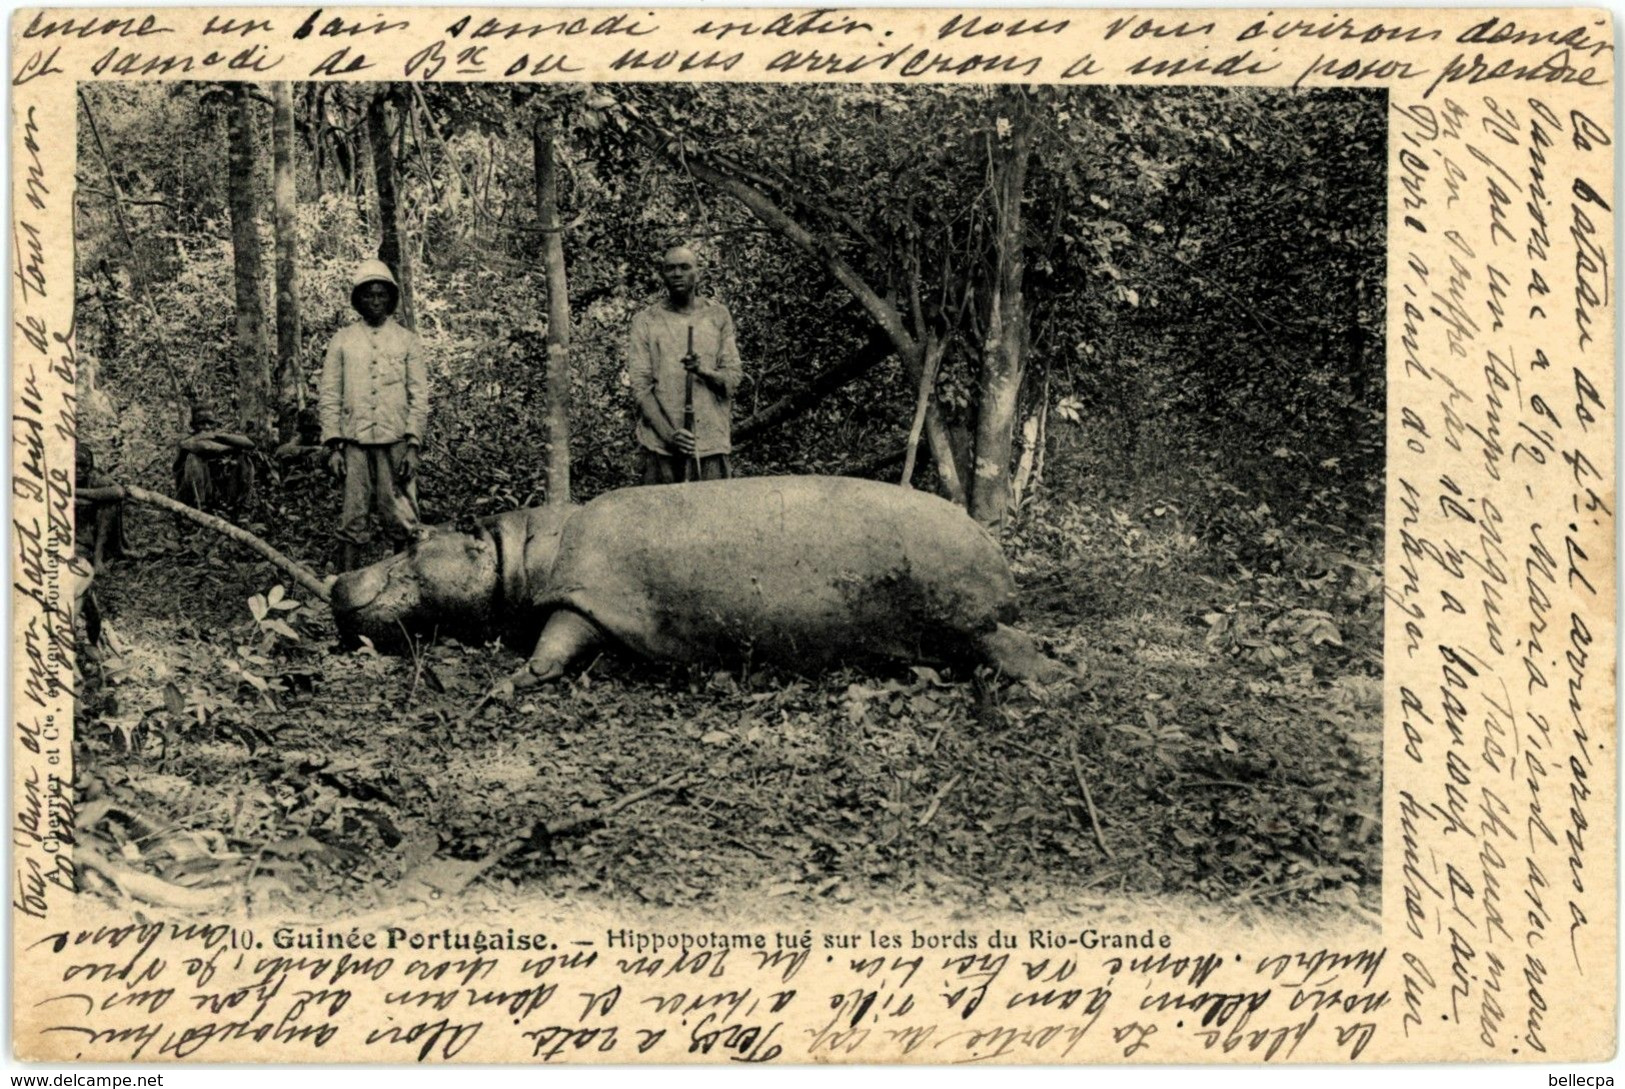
[{"xmin": 9, "ymin": 4, "xmax": 1616, "ymax": 1067}]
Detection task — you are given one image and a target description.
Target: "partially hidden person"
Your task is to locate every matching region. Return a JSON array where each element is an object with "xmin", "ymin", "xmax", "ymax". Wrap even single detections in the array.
[{"xmin": 173, "ymin": 404, "xmax": 259, "ymax": 516}]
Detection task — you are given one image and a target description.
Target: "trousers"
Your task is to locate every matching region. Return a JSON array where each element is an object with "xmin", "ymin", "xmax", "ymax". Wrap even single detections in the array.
[
  {"xmin": 340, "ymin": 440, "xmax": 418, "ymax": 545},
  {"xmin": 639, "ymin": 449, "xmax": 732, "ymax": 485}
]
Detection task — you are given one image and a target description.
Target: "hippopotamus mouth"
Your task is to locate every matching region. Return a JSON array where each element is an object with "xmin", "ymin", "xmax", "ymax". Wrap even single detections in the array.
[{"xmin": 330, "ymin": 553, "xmax": 424, "ymax": 650}]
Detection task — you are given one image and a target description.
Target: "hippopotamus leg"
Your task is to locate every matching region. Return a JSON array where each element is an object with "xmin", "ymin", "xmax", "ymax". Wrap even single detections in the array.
[
  {"xmin": 470, "ymin": 610, "xmax": 602, "ymax": 719},
  {"xmin": 519, "ymin": 609, "xmax": 602, "ymax": 685},
  {"xmin": 974, "ymin": 624, "xmax": 1076, "ymax": 683}
]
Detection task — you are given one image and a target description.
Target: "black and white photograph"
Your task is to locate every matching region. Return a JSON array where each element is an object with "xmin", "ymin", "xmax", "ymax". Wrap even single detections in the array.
[{"xmin": 68, "ymin": 78, "xmax": 1386, "ymax": 926}]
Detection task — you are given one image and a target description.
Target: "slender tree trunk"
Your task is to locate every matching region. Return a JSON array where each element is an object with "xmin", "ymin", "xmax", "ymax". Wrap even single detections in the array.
[
  {"xmin": 78, "ymin": 90, "xmax": 136, "ymax": 264},
  {"xmin": 309, "ymin": 83, "xmax": 327, "ymax": 195},
  {"xmin": 968, "ymin": 97, "xmax": 1033, "ymax": 527},
  {"xmin": 354, "ymin": 95, "xmax": 378, "ymax": 240},
  {"xmin": 1032, "ymin": 380, "xmax": 1049, "ymax": 491},
  {"xmin": 271, "ymin": 81, "xmax": 304, "ymax": 439},
  {"xmin": 368, "ymin": 89, "xmax": 414, "ymax": 328},
  {"xmin": 534, "ymin": 121, "xmax": 572, "ymax": 506},
  {"xmin": 1011, "ymin": 412, "xmax": 1039, "ymax": 509},
  {"xmin": 226, "ymin": 82, "xmax": 272, "ymax": 436},
  {"xmin": 901, "ymin": 337, "xmax": 946, "ymax": 487},
  {"xmin": 1010, "ymin": 370, "xmax": 1050, "ymax": 509}
]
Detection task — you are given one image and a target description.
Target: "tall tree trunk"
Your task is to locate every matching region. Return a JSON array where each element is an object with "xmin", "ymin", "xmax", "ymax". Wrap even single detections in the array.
[
  {"xmin": 354, "ymin": 94, "xmax": 378, "ymax": 242},
  {"xmin": 309, "ymin": 83, "xmax": 327, "ymax": 196},
  {"xmin": 1010, "ymin": 371, "xmax": 1050, "ymax": 509},
  {"xmin": 226, "ymin": 82, "xmax": 272, "ymax": 436},
  {"xmin": 534, "ymin": 121, "xmax": 572, "ymax": 506},
  {"xmin": 968, "ymin": 97, "xmax": 1033, "ymax": 527},
  {"xmin": 271, "ymin": 81, "xmax": 304, "ymax": 439},
  {"xmin": 367, "ymin": 89, "xmax": 414, "ymax": 328}
]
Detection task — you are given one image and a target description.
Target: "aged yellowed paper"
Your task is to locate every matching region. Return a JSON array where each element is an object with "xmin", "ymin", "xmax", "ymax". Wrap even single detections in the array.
[{"xmin": 10, "ymin": 5, "xmax": 1616, "ymax": 1065}]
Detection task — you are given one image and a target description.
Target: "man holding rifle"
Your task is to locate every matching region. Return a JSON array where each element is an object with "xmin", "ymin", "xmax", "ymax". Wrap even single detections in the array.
[{"xmin": 627, "ymin": 245, "xmax": 744, "ymax": 484}]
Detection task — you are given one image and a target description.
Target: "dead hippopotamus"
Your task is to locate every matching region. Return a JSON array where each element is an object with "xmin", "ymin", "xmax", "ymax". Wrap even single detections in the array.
[{"xmin": 330, "ymin": 476, "xmax": 1069, "ymax": 688}]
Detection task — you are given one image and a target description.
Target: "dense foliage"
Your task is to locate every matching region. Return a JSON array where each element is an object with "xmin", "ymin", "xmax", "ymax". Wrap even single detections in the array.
[
  {"xmin": 73, "ymin": 81, "xmax": 1384, "ymax": 917},
  {"xmin": 77, "ymin": 81, "xmax": 1382, "ymax": 523}
]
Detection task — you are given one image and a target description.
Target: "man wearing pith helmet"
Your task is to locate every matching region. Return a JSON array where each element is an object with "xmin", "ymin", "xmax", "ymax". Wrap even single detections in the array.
[{"xmin": 319, "ymin": 259, "xmax": 427, "ymax": 570}]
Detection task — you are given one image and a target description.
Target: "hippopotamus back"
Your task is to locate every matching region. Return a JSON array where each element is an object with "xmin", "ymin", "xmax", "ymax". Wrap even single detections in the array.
[{"xmin": 534, "ymin": 476, "xmax": 1016, "ymax": 667}]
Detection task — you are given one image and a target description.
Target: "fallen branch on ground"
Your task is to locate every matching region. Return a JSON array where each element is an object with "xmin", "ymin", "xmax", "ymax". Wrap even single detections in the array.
[
  {"xmin": 79, "ymin": 483, "xmax": 332, "ymax": 602},
  {"xmin": 541, "ymin": 772, "xmax": 689, "ymax": 840},
  {"xmin": 988, "ymin": 733, "xmax": 1115, "ymax": 859},
  {"xmin": 917, "ymin": 774, "xmax": 963, "ymax": 828},
  {"xmin": 1067, "ymin": 734, "xmax": 1115, "ymax": 861}
]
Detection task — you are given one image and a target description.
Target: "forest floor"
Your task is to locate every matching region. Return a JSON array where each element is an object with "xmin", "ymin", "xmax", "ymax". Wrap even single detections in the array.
[{"xmin": 72, "ymin": 472, "xmax": 1383, "ymax": 928}]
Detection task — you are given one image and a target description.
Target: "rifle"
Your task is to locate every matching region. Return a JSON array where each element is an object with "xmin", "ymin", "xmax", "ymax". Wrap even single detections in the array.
[{"xmin": 681, "ymin": 324, "xmax": 701, "ymax": 482}]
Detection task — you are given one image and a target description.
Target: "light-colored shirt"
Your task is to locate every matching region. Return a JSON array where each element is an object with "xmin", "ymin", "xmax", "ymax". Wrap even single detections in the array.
[
  {"xmin": 319, "ymin": 318, "xmax": 427, "ymax": 446},
  {"xmin": 628, "ymin": 299, "xmax": 743, "ymax": 457}
]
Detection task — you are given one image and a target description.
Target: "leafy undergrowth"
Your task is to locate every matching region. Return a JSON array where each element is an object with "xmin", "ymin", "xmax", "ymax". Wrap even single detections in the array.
[{"xmin": 74, "ymin": 487, "xmax": 1381, "ymax": 924}]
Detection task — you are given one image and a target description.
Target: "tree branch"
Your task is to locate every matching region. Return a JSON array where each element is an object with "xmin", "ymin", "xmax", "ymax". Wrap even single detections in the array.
[
  {"xmin": 74, "ymin": 183, "xmax": 174, "ymax": 209},
  {"xmin": 900, "ymin": 337, "xmax": 946, "ymax": 487},
  {"xmin": 708, "ymin": 148, "xmax": 887, "ymax": 257},
  {"xmin": 842, "ymin": 445, "xmax": 908, "ymax": 479},
  {"xmin": 734, "ymin": 328, "xmax": 893, "ymax": 445},
  {"xmin": 631, "ymin": 114, "xmax": 913, "ymax": 355},
  {"xmin": 1068, "ymin": 733, "xmax": 1115, "ymax": 861},
  {"xmin": 897, "ymin": 334, "xmax": 949, "ymax": 487}
]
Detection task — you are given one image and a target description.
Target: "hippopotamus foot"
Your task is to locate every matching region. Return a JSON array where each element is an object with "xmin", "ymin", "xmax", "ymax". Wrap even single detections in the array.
[
  {"xmin": 519, "ymin": 609, "xmax": 602, "ymax": 686},
  {"xmin": 975, "ymin": 624, "xmax": 1076, "ymax": 683},
  {"xmin": 464, "ymin": 610, "xmax": 603, "ymax": 725}
]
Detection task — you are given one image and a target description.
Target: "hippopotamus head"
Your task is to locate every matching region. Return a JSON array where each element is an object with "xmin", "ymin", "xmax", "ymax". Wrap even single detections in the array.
[
  {"xmin": 330, "ymin": 506, "xmax": 575, "ymax": 653},
  {"xmin": 330, "ymin": 525, "xmax": 501, "ymax": 650}
]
